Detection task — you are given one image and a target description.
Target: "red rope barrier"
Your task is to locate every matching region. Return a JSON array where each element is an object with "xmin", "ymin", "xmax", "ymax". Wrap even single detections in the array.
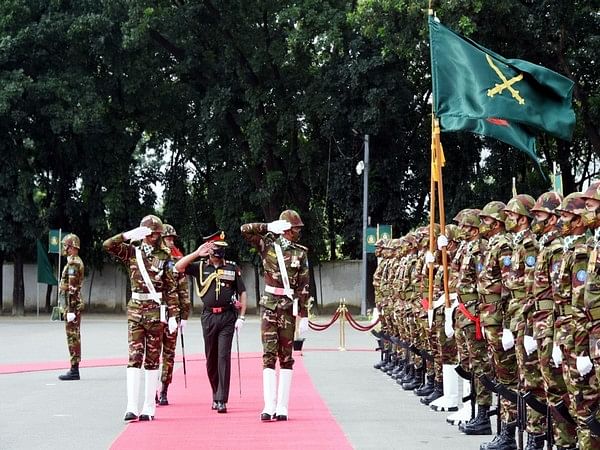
[
  {"xmin": 308, "ymin": 310, "xmax": 341, "ymax": 331},
  {"xmin": 344, "ymin": 310, "xmax": 380, "ymax": 331}
]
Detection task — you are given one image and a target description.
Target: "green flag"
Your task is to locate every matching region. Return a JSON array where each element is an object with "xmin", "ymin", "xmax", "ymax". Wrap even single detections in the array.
[
  {"xmin": 37, "ymin": 239, "xmax": 58, "ymax": 285},
  {"xmin": 428, "ymin": 16, "xmax": 575, "ymax": 161}
]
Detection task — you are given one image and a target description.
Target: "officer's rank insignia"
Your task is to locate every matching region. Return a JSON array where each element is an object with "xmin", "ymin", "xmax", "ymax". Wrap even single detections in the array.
[
  {"xmin": 525, "ymin": 255, "xmax": 536, "ymax": 267},
  {"xmin": 576, "ymin": 270, "xmax": 587, "ymax": 283}
]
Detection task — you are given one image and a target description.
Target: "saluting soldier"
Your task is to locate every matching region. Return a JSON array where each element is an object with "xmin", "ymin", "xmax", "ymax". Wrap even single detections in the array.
[
  {"xmin": 157, "ymin": 224, "xmax": 191, "ymax": 406},
  {"xmin": 57, "ymin": 234, "xmax": 85, "ymax": 381},
  {"xmin": 241, "ymin": 209, "xmax": 310, "ymax": 422},
  {"xmin": 175, "ymin": 231, "xmax": 247, "ymax": 414},
  {"xmin": 103, "ymin": 215, "xmax": 179, "ymax": 422}
]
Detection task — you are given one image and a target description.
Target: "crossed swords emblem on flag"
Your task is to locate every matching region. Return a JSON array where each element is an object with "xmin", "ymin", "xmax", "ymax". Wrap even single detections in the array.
[{"xmin": 485, "ymin": 55, "xmax": 525, "ymax": 105}]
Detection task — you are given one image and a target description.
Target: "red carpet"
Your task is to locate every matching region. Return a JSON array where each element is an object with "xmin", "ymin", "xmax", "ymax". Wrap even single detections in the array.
[{"xmin": 110, "ymin": 352, "xmax": 352, "ymax": 450}]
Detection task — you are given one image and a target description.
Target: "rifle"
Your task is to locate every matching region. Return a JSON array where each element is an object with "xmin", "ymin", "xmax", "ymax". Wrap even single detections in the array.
[{"xmin": 180, "ymin": 329, "xmax": 187, "ymax": 388}]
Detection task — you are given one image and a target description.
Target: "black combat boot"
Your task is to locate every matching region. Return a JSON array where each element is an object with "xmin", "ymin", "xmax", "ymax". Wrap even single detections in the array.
[
  {"xmin": 158, "ymin": 383, "xmax": 169, "ymax": 406},
  {"xmin": 414, "ymin": 374, "xmax": 435, "ymax": 397},
  {"xmin": 373, "ymin": 350, "xmax": 388, "ymax": 370},
  {"xmin": 397, "ymin": 364, "xmax": 413, "ymax": 385},
  {"xmin": 402, "ymin": 368, "xmax": 424, "ymax": 391},
  {"xmin": 385, "ymin": 355, "xmax": 397, "ymax": 375},
  {"xmin": 462, "ymin": 405, "xmax": 492, "ymax": 435},
  {"xmin": 421, "ymin": 381, "xmax": 443, "ymax": 405},
  {"xmin": 523, "ymin": 433, "xmax": 545, "ymax": 450},
  {"xmin": 58, "ymin": 364, "xmax": 80, "ymax": 381},
  {"xmin": 479, "ymin": 421, "xmax": 516, "ymax": 449}
]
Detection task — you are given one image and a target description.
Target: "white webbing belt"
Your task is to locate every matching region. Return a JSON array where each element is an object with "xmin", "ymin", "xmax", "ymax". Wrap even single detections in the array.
[
  {"xmin": 133, "ymin": 247, "xmax": 162, "ymax": 305},
  {"xmin": 273, "ymin": 242, "xmax": 298, "ymax": 316}
]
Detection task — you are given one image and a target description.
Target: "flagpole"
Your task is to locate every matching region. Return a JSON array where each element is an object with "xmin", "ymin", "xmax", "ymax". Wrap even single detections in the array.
[
  {"xmin": 428, "ymin": 114, "xmax": 437, "ymax": 315},
  {"xmin": 433, "ymin": 118, "xmax": 450, "ymax": 308}
]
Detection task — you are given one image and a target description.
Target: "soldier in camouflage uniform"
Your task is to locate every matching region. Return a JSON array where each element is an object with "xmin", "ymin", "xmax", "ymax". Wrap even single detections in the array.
[
  {"xmin": 103, "ymin": 215, "xmax": 179, "ymax": 422},
  {"xmin": 58, "ymin": 234, "xmax": 85, "ymax": 381},
  {"xmin": 530, "ymin": 191, "xmax": 577, "ymax": 449},
  {"xmin": 582, "ymin": 182, "xmax": 600, "ymax": 442},
  {"xmin": 425, "ymin": 224, "xmax": 461, "ymax": 407},
  {"xmin": 240, "ymin": 209, "xmax": 310, "ymax": 422},
  {"xmin": 504, "ymin": 194, "xmax": 547, "ymax": 450},
  {"xmin": 372, "ymin": 238, "xmax": 391, "ymax": 370},
  {"xmin": 454, "ymin": 209, "xmax": 493, "ymax": 435},
  {"xmin": 553, "ymin": 193, "xmax": 599, "ymax": 448},
  {"xmin": 157, "ymin": 224, "xmax": 191, "ymax": 406},
  {"xmin": 476, "ymin": 200, "xmax": 516, "ymax": 447}
]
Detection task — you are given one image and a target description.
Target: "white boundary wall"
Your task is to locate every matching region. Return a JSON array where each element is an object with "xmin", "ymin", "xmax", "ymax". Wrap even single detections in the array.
[{"xmin": 1, "ymin": 261, "xmax": 362, "ymax": 313}]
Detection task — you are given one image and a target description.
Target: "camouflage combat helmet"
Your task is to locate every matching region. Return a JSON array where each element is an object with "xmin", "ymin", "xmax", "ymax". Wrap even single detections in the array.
[
  {"xmin": 61, "ymin": 233, "xmax": 80, "ymax": 249},
  {"xmin": 581, "ymin": 180, "xmax": 600, "ymax": 202},
  {"xmin": 140, "ymin": 214, "xmax": 164, "ymax": 233},
  {"xmin": 459, "ymin": 209, "xmax": 481, "ymax": 228},
  {"xmin": 531, "ymin": 192, "xmax": 563, "ymax": 215},
  {"xmin": 280, "ymin": 209, "xmax": 304, "ymax": 227},
  {"xmin": 162, "ymin": 224, "xmax": 177, "ymax": 237},
  {"xmin": 444, "ymin": 224, "xmax": 461, "ymax": 242},
  {"xmin": 479, "ymin": 201, "xmax": 507, "ymax": 223},
  {"xmin": 504, "ymin": 194, "xmax": 535, "ymax": 218},
  {"xmin": 556, "ymin": 192, "xmax": 587, "ymax": 216}
]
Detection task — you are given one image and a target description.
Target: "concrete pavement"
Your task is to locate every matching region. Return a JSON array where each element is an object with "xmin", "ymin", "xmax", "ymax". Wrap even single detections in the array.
[{"xmin": 0, "ymin": 314, "xmax": 493, "ymax": 449}]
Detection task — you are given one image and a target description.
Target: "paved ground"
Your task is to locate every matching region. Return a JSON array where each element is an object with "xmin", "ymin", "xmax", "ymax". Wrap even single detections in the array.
[{"xmin": 0, "ymin": 314, "xmax": 494, "ymax": 449}]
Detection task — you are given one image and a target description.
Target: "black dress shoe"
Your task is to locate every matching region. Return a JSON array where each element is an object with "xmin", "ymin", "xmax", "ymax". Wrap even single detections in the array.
[
  {"xmin": 123, "ymin": 412, "xmax": 138, "ymax": 422},
  {"xmin": 276, "ymin": 414, "xmax": 287, "ymax": 421},
  {"xmin": 212, "ymin": 401, "xmax": 219, "ymax": 410},
  {"xmin": 260, "ymin": 413, "xmax": 273, "ymax": 421},
  {"xmin": 138, "ymin": 414, "xmax": 154, "ymax": 421},
  {"xmin": 217, "ymin": 402, "xmax": 227, "ymax": 414}
]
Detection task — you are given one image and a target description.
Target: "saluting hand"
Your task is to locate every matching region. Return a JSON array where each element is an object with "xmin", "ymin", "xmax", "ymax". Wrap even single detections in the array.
[{"xmin": 195, "ymin": 242, "xmax": 214, "ymax": 258}]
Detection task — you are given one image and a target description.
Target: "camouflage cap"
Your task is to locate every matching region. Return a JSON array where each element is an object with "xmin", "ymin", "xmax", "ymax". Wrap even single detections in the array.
[
  {"xmin": 162, "ymin": 224, "xmax": 177, "ymax": 237},
  {"xmin": 140, "ymin": 214, "xmax": 164, "ymax": 233},
  {"xmin": 531, "ymin": 191, "xmax": 563, "ymax": 215},
  {"xmin": 279, "ymin": 209, "xmax": 304, "ymax": 227},
  {"xmin": 504, "ymin": 194, "xmax": 535, "ymax": 218},
  {"xmin": 459, "ymin": 208, "xmax": 482, "ymax": 228},
  {"xmin": 61, "ymin": 233, "xmax": 80, "ymax": 249},
  {"xmin": 480, "ymin": 201, "xmax": 507, "ymax": 223},
  {"xmin": 556, "ymin": 192, "xmax": 587, "ymax": 216},
  {"xmin": 581, "ymin": 180, "xmax": 600, "ymax": 201}
]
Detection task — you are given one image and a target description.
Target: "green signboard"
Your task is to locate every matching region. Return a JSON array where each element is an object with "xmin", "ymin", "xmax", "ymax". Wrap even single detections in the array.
[
  {"xmin": 48, "ymin": 229, "xmax": 67, "ymax": 254},
  {"xmin": 365, "ymin": 225, "xmax": 393, "ymax": 253}
]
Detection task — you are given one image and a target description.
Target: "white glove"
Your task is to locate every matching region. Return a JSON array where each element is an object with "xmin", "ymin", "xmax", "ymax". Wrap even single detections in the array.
[
  {"xmin": 179, "ymin": 319, "xmax": 187, "ymax": 331},
  {"xmin": 235, "ymin": 318, "xmax": 244, "ymax": 331},
  {"xmin": 168, "ymin": 316, "xmax": 178, "ymax": 334},
  {"xmin": 298, "ymin": 317, "xmax": 309, "ymax": 335},
  {"xmin": 371, "ymin": 307, "xmax": 380, "ymax": 325},
  {"xmin": 425, "ymin": 251, "xmax": 435, "ymax": 264},
  {"xmin": 576, "ymin": 355, "xmax": 593, "ymax": 377},
  {"xmin": 123, "ymin": 226, "xmax": 152, "ymax": 241},
  {"xmin": 437, "ymin": 234, "xmax": 448, "ymax": 250},
  {"xmin": 523, "ymin": 335, "xmax": 538, "ymax": 355},
  {"xmin": 501, "ymin": 328, "xmax": 515, "ymax": 351},
  {"xmin": 66, "ymin": 312, "xmax": 76, "ymax": 322},
  {"xmin": 267, "ymin": 219, "xmax": 291, "ymax": 235},
  {"xmin": 444, "ymin": 307, "xmax": 454, "ymax": 338},
  {"xmin": 552, "ymin": 344, "xmax": 563, "ymax": 367}
]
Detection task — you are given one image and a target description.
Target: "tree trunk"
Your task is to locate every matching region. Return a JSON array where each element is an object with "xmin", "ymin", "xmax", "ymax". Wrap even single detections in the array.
[{"xmin": 12, "ymin": 252, "xmax": 25, "ymax": 316}]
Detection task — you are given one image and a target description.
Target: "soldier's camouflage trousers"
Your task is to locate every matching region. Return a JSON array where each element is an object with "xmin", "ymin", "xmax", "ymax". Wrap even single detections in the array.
[
  {"xmin": 455, "ymin": 325, "xmax": 470, "ymax": 374},
  {"xmin": 127, "ymin": 301, "xmax": 163, "ymax": 370},
  {"xmin": 557, "ymin": 317, "xmax": 600, "ymax": 450},
  {"xmin": 161, "ymin": 324, "xmax": 178, "ymax": 384},
  {"xmin": 533, "ymin": 310, "xmax": 577, "ymax": 448},
  {"xmin": 261, "ymin": 299, "xmax": 296, "ymax": 370},
  {"xmin": 485, "ymin": 325, "xmax": 518, "ymax": 422},
  {"xmin": 65, "ymin": 310, "xmax": 82, "ymax": 365},
  {"xmin": 465, "ymin": 324, "xmax": 492, "ymax": 407},
  {"xmin": 516, "ymin": 313, "xmax": 546, "ymax": 435}
]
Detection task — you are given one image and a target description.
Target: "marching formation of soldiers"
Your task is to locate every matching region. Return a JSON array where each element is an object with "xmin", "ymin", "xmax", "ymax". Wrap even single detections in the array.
[{"xmin": 372, "ymin": 185, "xmax": 600, "ymax": 450}]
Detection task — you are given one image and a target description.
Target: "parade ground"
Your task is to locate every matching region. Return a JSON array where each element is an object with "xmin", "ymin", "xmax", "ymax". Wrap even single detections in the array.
[{"xmin": 1, "ymin": 314, "xmax": 494, "ymax": 449}]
